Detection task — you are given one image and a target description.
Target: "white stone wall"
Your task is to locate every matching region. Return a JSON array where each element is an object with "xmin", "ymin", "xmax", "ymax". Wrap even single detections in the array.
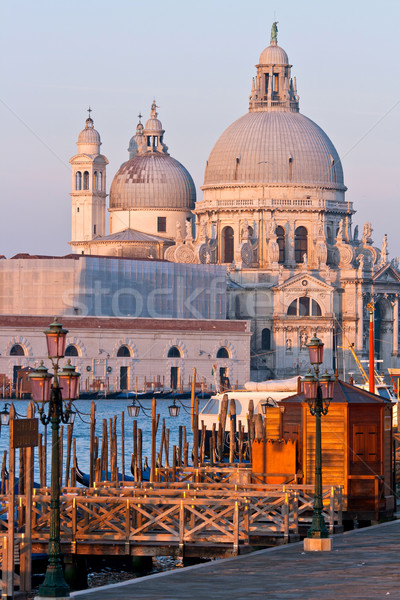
[
  {"xmin": 109, "ymin": 208, "xmax": 193, "ymax": 239},
  {"xmin": 0, "ymin": 324, "xmax": 251, "ymax": 392}
]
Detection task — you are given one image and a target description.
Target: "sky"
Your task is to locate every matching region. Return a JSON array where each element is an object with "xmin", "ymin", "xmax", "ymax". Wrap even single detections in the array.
[{"xmin": 1, "ymin": 0, "xmax": 399, "ymax": 259}]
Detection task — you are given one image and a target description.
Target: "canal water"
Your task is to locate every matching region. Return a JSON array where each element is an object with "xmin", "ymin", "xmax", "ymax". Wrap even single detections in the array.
[{"xmin": 0, "ymin": 398, "xmax": 207, "ymax": 483}]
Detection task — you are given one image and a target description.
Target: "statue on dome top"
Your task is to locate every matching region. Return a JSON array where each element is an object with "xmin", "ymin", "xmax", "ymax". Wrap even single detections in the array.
[
  {"xmin": 271, "ymin": 21, "xmax": 278, "ymax": 43},
  {"xmin": 150, "ymin": 100, "xmax": 159, "ymax": 119}
]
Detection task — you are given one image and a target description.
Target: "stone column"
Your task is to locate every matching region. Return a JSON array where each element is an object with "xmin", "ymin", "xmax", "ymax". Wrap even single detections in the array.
[
  {"xmin": 392, "ymin": 296, "xmax": 399, "ymax": 355},
  {"xmin": 356, "ymin": 284, "xmax": 364, "ymax": 352}
]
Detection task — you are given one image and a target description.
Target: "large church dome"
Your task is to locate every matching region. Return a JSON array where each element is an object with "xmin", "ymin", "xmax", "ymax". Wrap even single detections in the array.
[
  {"xmin": 110, "ymin": 102, "xmax": 196, "ymax": 210},
  {"xmin": 202, "ymin": 29, "xmax": 345, "ymax": 193},
  {"xmin": 204, "ymin": 111, "xmax": 345, "ymax": 189}
]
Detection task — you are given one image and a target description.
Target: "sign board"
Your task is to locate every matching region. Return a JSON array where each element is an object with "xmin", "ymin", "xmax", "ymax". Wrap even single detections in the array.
[{"xmin": 10, "ymin": 418, "xmax": 39, "ymax": 449}]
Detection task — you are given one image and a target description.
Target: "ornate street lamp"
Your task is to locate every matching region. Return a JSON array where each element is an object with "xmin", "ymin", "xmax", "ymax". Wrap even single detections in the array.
[
  {"xmin": 304, "ymin": 334, "xmax": 334, "ymax": 544},
  {"xmin": 0, "ymin": 403, "xmax": 10, "ymax": 426},
  {"xmin": 127, "ymin": 400, "xmax": 140, "ymax": 418},
  {"xmin": 29, "ymin": 319, "xmax": 80, "ymax": 599},
  {"xmin": 168, "ymin": 399, "xmax": 180, "ymax": 417}
]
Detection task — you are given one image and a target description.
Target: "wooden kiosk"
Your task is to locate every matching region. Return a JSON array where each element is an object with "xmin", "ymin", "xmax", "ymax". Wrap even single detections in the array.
[{"xmin": 256, "ymin": 379, "xmax": 394, "ymax": 521}]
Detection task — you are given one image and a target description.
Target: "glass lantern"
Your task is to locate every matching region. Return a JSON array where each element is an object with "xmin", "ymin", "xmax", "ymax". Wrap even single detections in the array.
[
  {"xmin": 29, "ymin": 362, "xmax": 53, "ymax": 404},
  {"xmin": 303, "ymin": 370, "xmax": 318, "ymax": 403},
  {"xmin": 307, "ymin": 333, "xmax": 324, "ymax": 366},
  {"xmin": 44, "ymin": 318, "xmax": 68, "ymax": 360},
  {"xmin": 319, "ymin": 370, "xmax": 335, "ymax": 406},
  {"xmin": 59, "ymin": 360, "xmax": 80, "ymax": 400},
  {"xmin": 168, "ymin": 400, "xmax": 180, "ymax": 417},
  {"xmin": 0, "ymin": 404, "xmax": 10, "ymax": 426},
  {"xmin": 127, "ymin": 402, "xmax": 140, "ymax": 418}
]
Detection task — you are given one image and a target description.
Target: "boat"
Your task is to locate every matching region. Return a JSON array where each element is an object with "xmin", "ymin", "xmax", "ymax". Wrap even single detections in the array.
[
  {"xmin": 199, "ymin": 376, "xmax": 301, "ymax": 434},
  {"xmin": 75, "ymin": 461, "xmax": 137, "ymax": 486}
]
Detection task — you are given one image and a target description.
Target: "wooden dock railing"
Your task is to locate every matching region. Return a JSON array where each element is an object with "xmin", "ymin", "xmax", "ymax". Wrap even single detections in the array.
[{"xmin": 0, "ymin": 482, "xmax": 343, "ymax": 578}]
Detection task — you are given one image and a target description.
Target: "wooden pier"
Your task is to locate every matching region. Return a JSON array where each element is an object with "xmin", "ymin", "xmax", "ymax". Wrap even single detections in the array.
[
  {"xmin": 0, "ymin": 476, "xmax": 343, "ymax": 563},
  {"xmin": 70, "ymin": 519, "xmax": 400, "ymax": 600}
]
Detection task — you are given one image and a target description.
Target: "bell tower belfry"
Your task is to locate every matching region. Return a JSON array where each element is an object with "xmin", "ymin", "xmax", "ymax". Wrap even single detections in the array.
[{"xmin": 69, "ymin": 109, "xmax": 108, "ymax": 251}]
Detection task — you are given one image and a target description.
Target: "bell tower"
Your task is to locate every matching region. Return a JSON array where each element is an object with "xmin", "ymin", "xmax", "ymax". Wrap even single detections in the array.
[{"xmin": 69, "ymin": 109, "xmax": 108, "ymax": 251}]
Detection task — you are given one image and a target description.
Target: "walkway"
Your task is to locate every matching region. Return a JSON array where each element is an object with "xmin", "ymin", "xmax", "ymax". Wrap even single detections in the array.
[{"xmin": 72, "ymin": 519, "xmax": 400, "ymax": 600}]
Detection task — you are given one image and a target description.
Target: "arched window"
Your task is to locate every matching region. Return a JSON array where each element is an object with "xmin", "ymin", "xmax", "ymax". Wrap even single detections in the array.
[
  {"xmin": 276, "ymin": 226, "xmax": 285, "ymax": 264},
  {"xmin": 295, "ymin": 226, "xmax": 308, "ymax": 263},
  {"xmin": 261, "ymin": 328, "xmax": 271, "ymax": 350},
  {"xmin": 216, "ymin": 347, "xmax": 230, "ymax": 359},
  {"xmin": 65, "ymin": 345, "xmax": 79, "ymax": 357},
  {"xmin": 93, "ymin": 171, "xmax": 98, "ymax": 190},
  {"xmin": 98, "ymin": 171, "xmax": 103, "ymax": 191},
  {"xmin": 75, "ymin": 171, "xmax": 82, "ymax": 191},
  {"xmin": 83, "ymin": 171, "xmax": 89, "ymax": 190},
  {"xmin": 168, "ymin": 346, "xmax": 182, "ymax": 358},
  {"xmin": 222, "ymin": 226, "xmax": 234, "ymax": 263},
  {"xmin": 117, "ymin": 345, "xmax": 131, "ymax": 357},
  {"xmin": 287, "ymin": 297, "xmax": 322, "ymax": 317},
  {"xmin": 10, "ymin": 344, "xmax": 25, "ymax": 356}
]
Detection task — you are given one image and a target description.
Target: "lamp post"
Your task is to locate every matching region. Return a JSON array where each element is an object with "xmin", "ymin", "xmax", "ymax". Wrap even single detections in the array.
[
  {"xmin": 29, "ymin": 319, "xmax": 79, "ymax": 599},
  {"xmin": 303, "ymin": 333, "xmax": 334, "ymax": 550}
]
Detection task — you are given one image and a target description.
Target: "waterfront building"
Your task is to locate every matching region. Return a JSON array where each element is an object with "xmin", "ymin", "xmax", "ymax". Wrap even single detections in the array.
[{"xmin": 0, "ymin": 255, "xmax": 250, "ymax": 391}]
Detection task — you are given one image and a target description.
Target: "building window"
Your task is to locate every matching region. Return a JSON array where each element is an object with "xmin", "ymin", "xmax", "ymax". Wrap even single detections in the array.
[
  {"xmin": 65, "ymin": 345, "xmax": 79, "ymax": 357},
  {"xmin": 276, "ymin": 226, "xmax": 285, "ymax": 264},
  {"xmin": 264, "ymin": 73, "xmax": 269, "ymax": 95},
  {"xmin": 287, "ymin": 297, "xmax": 322, "ymax": 317},
  {"xmin": 98, "ymin": 171, "xmax": 103, "ymax": 190},
  {"xmin": 93, "ymin": 225, "xmax": 97, "ymax": 235},
  {"xmin": 216, "ymin": 347, "xmax": 230, "ymax": 359},
  {"xmin": 93, "ymin": 171, "xmax": 98, "ymax": 190},
  {"xmin": 157, "ymin": 217, "xmax": 167, "ymax": 233},
  {"xmin": 288, "ymin": 157, "xmax": 293, "ymax": 182},
  {"xmin": 295, "ymin": 226, "xmax": 307, "ymax": 263},
  {"xmin": 10, "ymin": 344, "xmax": 25, "ymax": 356},
  {"xmin": 117, "ymin": 345, "xmax": 131, "ymax": 357},
  {"xmin": 77, "ymin": 207, "xmax": 80, "ymax": 213},
  {"xmin": 83, "ymin": 171, "xmax": 89, "ymax": 190},
  {"xmin": 261, "ymin": 328, "xmax": 271, "ymax": 350},
  {"xmin": 76, "ymin": 171, "xmax": 82, "ymax": 191},
  {"xmin": 168, "ymin": 346, "xmax": 182, "ymax": 358},
  {"xmin": 222, "ymin": 226, "xmax": 234, "ymax": 263}
]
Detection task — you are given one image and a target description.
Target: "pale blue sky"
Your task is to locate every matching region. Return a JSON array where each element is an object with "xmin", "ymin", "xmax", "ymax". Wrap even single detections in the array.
[{"xmin": 1, "ymin": 0, "xmax": 399, "ymax": 258}]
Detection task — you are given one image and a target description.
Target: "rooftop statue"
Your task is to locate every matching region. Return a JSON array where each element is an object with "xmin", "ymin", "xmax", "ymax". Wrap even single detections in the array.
[{"xmin": 271, "ymin": 21, "xmax": 278, "ymax": 43}]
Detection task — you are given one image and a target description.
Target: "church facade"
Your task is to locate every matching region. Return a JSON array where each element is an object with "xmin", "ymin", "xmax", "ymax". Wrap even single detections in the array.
[{"xmin": 69, "ymin": 27, "xmax": 400, "ymax": 382}]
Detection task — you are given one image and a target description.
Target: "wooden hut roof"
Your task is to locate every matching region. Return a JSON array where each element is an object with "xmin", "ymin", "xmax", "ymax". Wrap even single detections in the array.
[{"xmin": 281, "ymin": 380, "xmax": 391, "ymax": 405}]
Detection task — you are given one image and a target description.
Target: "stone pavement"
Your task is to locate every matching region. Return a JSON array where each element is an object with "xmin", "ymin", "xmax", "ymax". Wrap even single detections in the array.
[{"xmin": 72, "ymin": 520, "xmax": 400, "ymax": 600}]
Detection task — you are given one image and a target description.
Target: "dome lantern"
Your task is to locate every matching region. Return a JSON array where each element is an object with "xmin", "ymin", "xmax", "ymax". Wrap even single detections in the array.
[
  {"xmin": 249, "ymin": 23, "xmax": 299, "ymax": 113},
  {"xmin": 77, "ymin": 107, "xmax": 102, "ymax": 154}
]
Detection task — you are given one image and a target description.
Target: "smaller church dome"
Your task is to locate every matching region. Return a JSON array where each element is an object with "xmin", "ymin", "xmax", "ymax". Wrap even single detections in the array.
[
  {"xmin": 145, "ymin": 117, "xmax": 163, "ymax": 131},
  {"xmin": 110, "ymin": 102, "xmax": 195, "ymax": 210},
  {"xmin": 78, "ymin": 117, "xmax": 101, "ymax": 145},
  {"xmin": 110, "ymin": 153, "xmax": 196, "ymax": 210},
  {"xmin": 259, "ymin": 43, "xmax": 288, "ymax": 65}
]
